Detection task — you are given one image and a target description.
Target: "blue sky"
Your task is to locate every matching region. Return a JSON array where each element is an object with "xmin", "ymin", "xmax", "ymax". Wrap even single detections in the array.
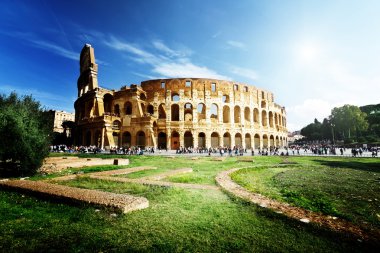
[{"xmin": 1, "ymin": 0, "xmax": 379, "ymax": 131}]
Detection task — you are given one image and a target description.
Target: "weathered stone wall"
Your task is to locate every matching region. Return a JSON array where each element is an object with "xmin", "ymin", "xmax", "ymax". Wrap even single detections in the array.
[{"xmin": 74, "ymin": 45, "xmax": 288, "ymax": 150}]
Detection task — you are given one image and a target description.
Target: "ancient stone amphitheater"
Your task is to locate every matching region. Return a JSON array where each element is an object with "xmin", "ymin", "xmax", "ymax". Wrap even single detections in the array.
[{"xmin": 74, "ymin": 44, "xmax": 287, "ymax": 150}]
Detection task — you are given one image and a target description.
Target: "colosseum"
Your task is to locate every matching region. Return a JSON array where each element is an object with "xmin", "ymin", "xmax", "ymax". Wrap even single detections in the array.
[{"xmin": 74, "ymin": 44, "xmax": 288, "ymax": 150}]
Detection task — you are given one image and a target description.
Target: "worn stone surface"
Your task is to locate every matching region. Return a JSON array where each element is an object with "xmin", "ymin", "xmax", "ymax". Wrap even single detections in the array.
[
  {"xmin": 0, "ymin": 180, "xmax": 148, "ymax": 213},
  {"xmin": 39, "ymin": 156, "xmax": 129, "ymax": 174}
]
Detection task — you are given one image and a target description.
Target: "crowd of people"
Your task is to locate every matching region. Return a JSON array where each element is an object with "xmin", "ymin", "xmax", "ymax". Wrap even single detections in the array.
[{"xmin": 50, "ymin": 144, "xmax": 379, "ymax": 157}]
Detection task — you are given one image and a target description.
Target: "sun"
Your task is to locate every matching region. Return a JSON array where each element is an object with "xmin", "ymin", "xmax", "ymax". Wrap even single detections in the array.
[{"xmin": 298, "ymin": 44, "xmax": 320, "ymax": 63}]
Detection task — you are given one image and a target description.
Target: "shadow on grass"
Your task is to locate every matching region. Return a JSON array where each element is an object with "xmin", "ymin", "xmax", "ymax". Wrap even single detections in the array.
[{"xmin": 312, "ymin": 159, "xmax": 380, "ymax": 173}]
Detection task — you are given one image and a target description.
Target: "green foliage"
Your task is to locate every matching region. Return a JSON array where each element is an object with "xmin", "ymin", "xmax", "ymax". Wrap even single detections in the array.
[
  {"xmin": 0, "ymin": 92, "xmax": 51, "ymax": 176},
  {"xmin": 330, "ymin": 104, "xmax": 368, "ymax": 140},
  {"xmin": 300, "ymin": 103, "xmax": 380, "ymax": 143}
]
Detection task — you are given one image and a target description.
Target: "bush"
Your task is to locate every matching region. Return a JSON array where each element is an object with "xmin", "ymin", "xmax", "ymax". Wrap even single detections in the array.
[{"xmin": 0, "ymin": 93, "xmax": 52, "ymax": 177}]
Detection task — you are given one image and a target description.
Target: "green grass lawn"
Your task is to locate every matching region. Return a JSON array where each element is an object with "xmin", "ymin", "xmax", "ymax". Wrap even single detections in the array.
[
  {"xmin": 231, "ymin": 157, "xmax": 380, "ymax": 230},
  {"xmin": 1, "ymin": 155, "xmax": 379, "ymax": 252}
]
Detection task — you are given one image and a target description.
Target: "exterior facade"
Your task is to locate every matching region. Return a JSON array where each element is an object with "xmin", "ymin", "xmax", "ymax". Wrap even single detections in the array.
[
  {"xmin": 49, "ymin": 110, "xmax": 75, "ymax": 133},
  {"xmin": 74, "ymin": 44, "xmax": 288, "ymax": 150}
]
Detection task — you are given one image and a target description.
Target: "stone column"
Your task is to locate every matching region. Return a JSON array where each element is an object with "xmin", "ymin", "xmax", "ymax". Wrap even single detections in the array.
[
  {"xmin": 219, "ymin": 135, "xmax": 224, "ymax": 148},
  {"xmin": 205, "ymin": 132, "xmax": 211, "ymax": 148},
  {"xmin": 193, "ymin": 131, "xmax": 198, "ymax": 148},
  {"xmin": 179, "ymin": 130, "xmax": 184, "ymax": 148}
]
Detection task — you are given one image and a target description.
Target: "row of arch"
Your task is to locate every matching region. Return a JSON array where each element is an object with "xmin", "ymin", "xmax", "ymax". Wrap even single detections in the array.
[
  {"xmin": 107, "ymin": 100, "xmax": 286, "ymax": 127},
  {"xmin": 85, "ymin": 129, "xmax": 287, "ymax": 150}
]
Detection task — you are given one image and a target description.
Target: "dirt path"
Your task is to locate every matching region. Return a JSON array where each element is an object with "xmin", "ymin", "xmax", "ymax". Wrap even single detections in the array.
[{"xmin": 216, "ymin": 168, "xmax": 380, "ymax": 243}]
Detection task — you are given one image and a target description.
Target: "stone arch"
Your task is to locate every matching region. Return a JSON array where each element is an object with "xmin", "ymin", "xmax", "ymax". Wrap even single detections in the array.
[
  {"xmin": 114, "ymin": 104, "xmax": 120, "ymax": 116},
  {"xmin": 261, "ymin": 100, "xmax": 266, "ymax": 108},
  {"xmin": 263, "ymin": 134, "xmax": 268, "ymax": 148},
  {"xmin": 210, "ymin": 103, "xmax": 218, "ymax": 120},
  {"xmin": 261, "ymin": 110, "xmax": 267, "ymax": 126},
  {"xmin": 147, "ymin": 104, "xmax": 154, "ymax": 115},
  {"xmin": 85, "ymin": 131, "xmax": 91, "ymax": 146},
  {"xmin": 122, "ymin": 131, "xmax": 131, "ymax": 147},
  {"xmin": 184, "ymin": 131, "xmax": 193, "ymax": 148},
  {"xmin": 254, "ymin": 134, "xmax": 260, "ymax": 149},
  {"xmin": 172, "ymin": 93, "xmax": 180, "ymax": 102},
  {"xmin": 198, "ymin": 132, "xmax": 206, "ymax": 148},
  {"xmin": 158, "ymin": 103, "xmax": 166, "ymax": 119},
  {"xmin": 211, "ymin": 132, "xmax": 220, "ymax": 148},
  {"xmin": 158, "ymin": 132, "xmax": 167, "ymax": 149},
  {"xmin": 223, "ymin": 132, "xmax": 231, "ymax": 147},
  {"xmin": 244, "ymin": 107, "xmax": 250, "ymax": 123},
  {"xmin": 197, "ymin": 103, "xmax": 206, "ymax": 120},
  {"xmin": 112, "ymin": 120, "xmax": 121, "ymax": 130},
  {"xmin": 222, "ymin": 94, "xmax": 230, "ymax": 103},
  {"xmin": 136, "ymin": 131, "xmax": 146, "ymax": 148},
  {"xmin": 125, "ymin": 101, "xmax": 132, "ymax": 115},
  {"xmin": 234, "ymin": 106, "xmax": 241, "ymax": 123},
  {"xmin": 94, "ymin": 130, "xmax": 101, "ymax": 147},
  {"xmin": 171, "ymin": 131, "xmax": 180, "ymax": 150},
  {"xmin": 140, "ymin": 93, "xmax": 147, "ymax": 101},
  {"xmin": 103, "ymin": 94, "xmax": 113, "ymax": 114},
  {"xmin": 253, "ymin": 108, "xmax": 259, "ymax": 123},
  {"xmin": 269, "ymin": 111, "xmax": 274, "ymax": 127},
  {"xmin": 171, "ymin": 104, "xmax": 179, "ymax": 121},
  {"xmin": 223, "ymin": 105, "xmax": 230, "ymax": 123},
  {"xmin": 270, "ymin": 135, "xmax": 275, "ymax": 147},
  {"xmin": 112, "ymin": 132, "xmax": 120, "ymax": 147},
  {"xmin": 245, "ymin": 133, "xmax": 251, "ymax": 149},
  {"xmin": 235, "ymin": 133, "xmax": 242, "ymax": 147},
  {"xmin": 275, "ymin": 136, "xmax": 280, "ymax": 146},
  {"xmin": 184, "ymin": 103, "xmax": 193, "ymax": 121}
]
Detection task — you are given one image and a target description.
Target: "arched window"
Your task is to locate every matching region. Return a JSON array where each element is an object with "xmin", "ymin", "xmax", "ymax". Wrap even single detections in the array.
[
  {"xmin": 234, "ymin": 106, "xmax": 241, "ymax": 123},
  {"xmin": 172, "ymin": 93, "xmax": 180, "ymax": 102},
  {"xmin": 103, "ymin": 94, "xmax": 113, "ymax": 114},
  {"xmin": 147, "ymin": 104, "xmax": 154, "ymax": 115},
  {"xmin": 184, "ymin": 103, "xmax": 193, "ymax": 121},
  {"xmin": 125, "ymin": 102, "xmax": 132, "ymax": 115},
  {"xmin": 210, "ymin": 104, "xmax": 218, "ymax": 120},
  {"xmin": 222, "ymin": 95, "xmax": 230, "ymax": 103},
  {"xmin": 171, "ymin": 104, "xmax": 179, "ymax": 121},
  {"xmin": 114, "ymin": 104, "xmax": 120, "ymax": 116},
  {"xmin": 223, "ymin": 105, "xmax": 230, "ymax": 123},
  {"xmin": 197, "ymin": 103, "xmax": 206, "ymax": 120}
]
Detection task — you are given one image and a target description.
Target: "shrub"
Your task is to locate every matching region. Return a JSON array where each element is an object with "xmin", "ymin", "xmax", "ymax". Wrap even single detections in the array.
[{"xmin": 0, "ymin": 93, "xmax": 52, "ymax": 177}]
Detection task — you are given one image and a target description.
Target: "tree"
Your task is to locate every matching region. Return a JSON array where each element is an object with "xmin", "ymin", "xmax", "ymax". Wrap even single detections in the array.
[
  {"xmin": 0, "ymin": 92, "xmax": 52, "ymax": 176},
  {"xmin": 330, "ymin": 105, "xmax": 368, "ymax": 141}
]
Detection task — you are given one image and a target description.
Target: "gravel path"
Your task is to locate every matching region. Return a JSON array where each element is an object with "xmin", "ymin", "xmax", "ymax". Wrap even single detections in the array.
[
  {"xmin": 0, "ymin": 179, "xmax": 148, "ymax": 213},
  {"xmin": 216, "ymin": 168, "xmax": 380, "ymax": 242}
]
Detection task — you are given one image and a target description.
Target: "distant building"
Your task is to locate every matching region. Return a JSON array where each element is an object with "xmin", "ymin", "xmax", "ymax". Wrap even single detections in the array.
[
  {"xmin": 74, "ymin": 44, "xmax": 288, "ymax": 149},
  {"xmin": 288, "ymin": 131, "xmax": 304, "ymax": 144},
  {"xmin": 48, "ymin": 110, "xmax": 75, "ymax": 133}
]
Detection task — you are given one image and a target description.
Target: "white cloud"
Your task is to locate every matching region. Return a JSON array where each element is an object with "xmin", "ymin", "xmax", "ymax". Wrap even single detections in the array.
[
  {"xmin": 104, "ymin": 36, "xmax": 230, "ymax": 80},
  {"xmin": 226, "ymin": 40, "xmax": 246, "ymax": 49},
  {"xmin": 230, "ymin": 66, "xmax": 258, "ymax": 80},
  {"xmin": 153, "ymin": 61, "xmax": 229, "ymax": 80},
  {"xmin": 286, "ymin": 99, "xmax": 333, "ymax": 131},
  {"xmin": 32, "ymin": 40, "xmax": 78, "ymax": 60}
]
